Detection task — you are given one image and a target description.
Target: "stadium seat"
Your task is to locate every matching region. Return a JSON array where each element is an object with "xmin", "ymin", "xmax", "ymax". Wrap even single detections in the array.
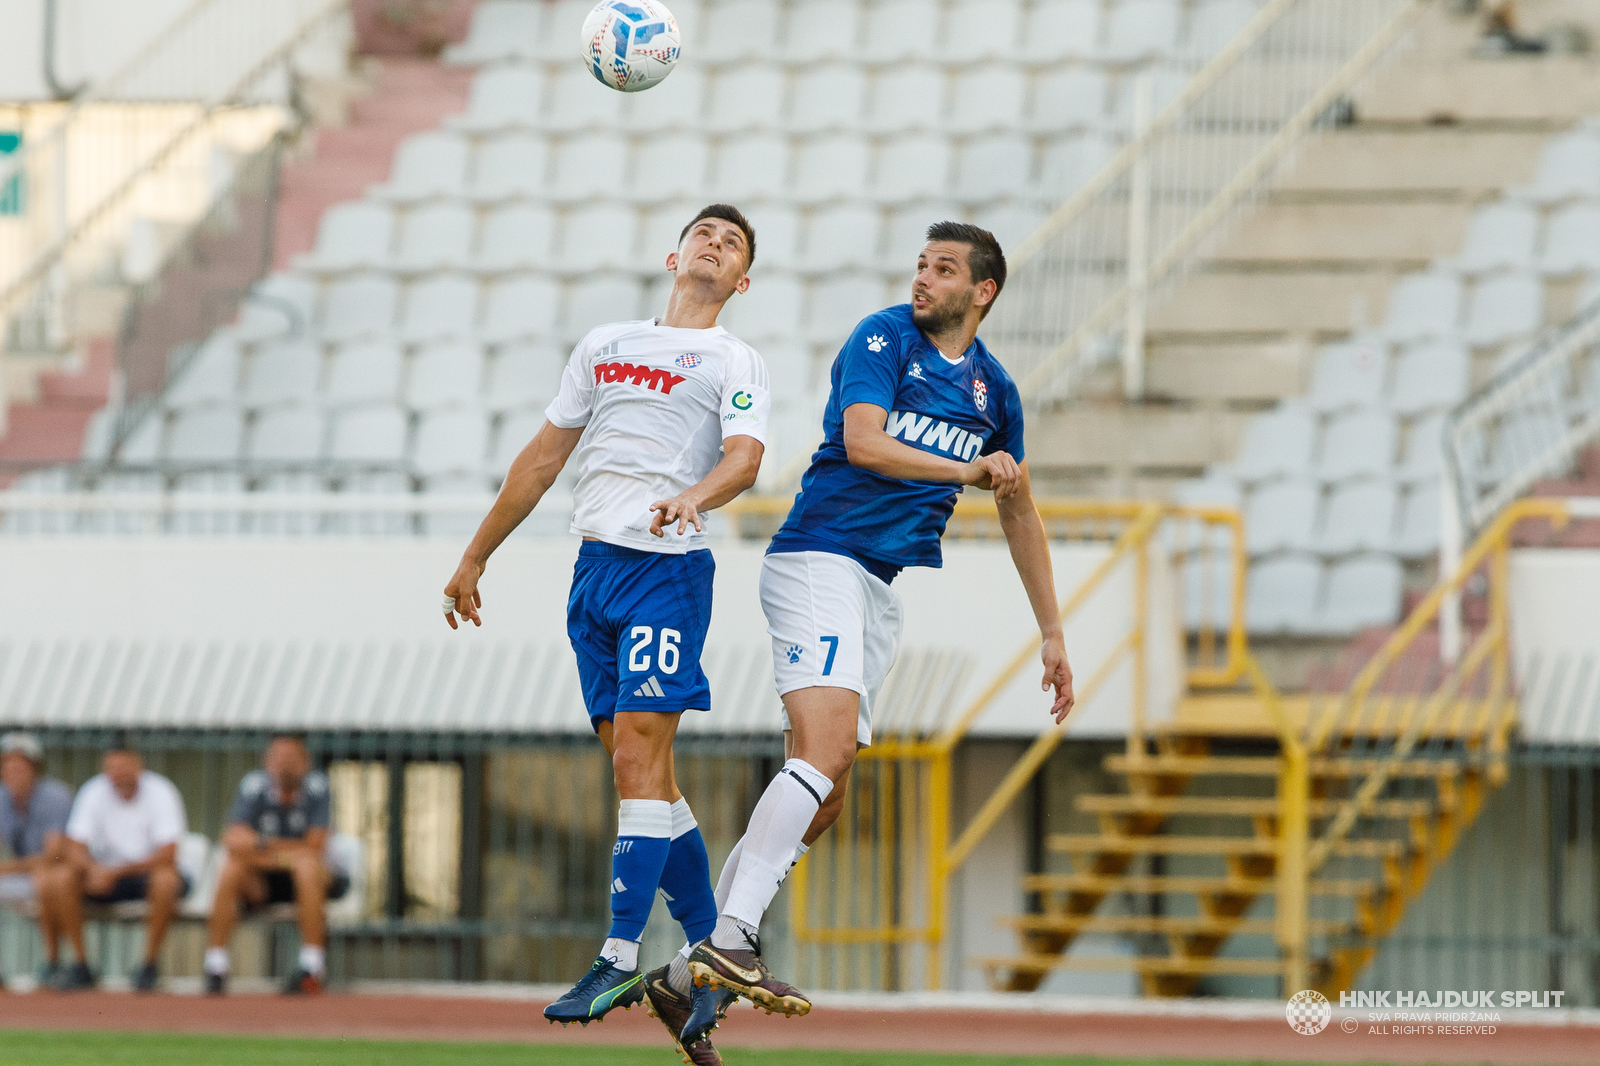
[
  {"xmin": 80, "ymin": 408, "xmax": 115, "ymax": 461},
  {"xmin": 419, "ymin": 472, "xmax": 495, "ymax": 535},
  {"xmin": 477, "ymin": 203, "xmax": 557, "ymax": 270},
  {"xmin": 942, "ymin": 0, "xmax": 1023, "ymax": 62},
  {"xmin": 709, "ymin": 63, "xmax": 787, "ymax": 130},
  {"xmin": 1390, "ymin": 339, "xmax": 1470, "ymax": 416},
  {"xmin": 1383, "ymin": 272, "xmax": 1463, "ymax": 343},
  {"xmin": 949, "ymin": 64, "xmax": 1027, "ymax": 134},
  {"xmin": 488, "ymin": 342, "xmax": 567, "ymax": 411},
  {"xmin": 165, "ymin": 336, "xmax": 241, "ymax": 409},
  {"xmin": 783, "ymin": 0, "xmax": 860, "ymax": 61},
  {"xmin": 544, "ymin": 69, "xmax": 628, "ymax": 135},
  {"xmin": 551, "ymin": 133, "xmax": 629, "ymax": 201},
  {"xmin": 1104, "ymin": 0, "xmax": 1182, "ymax": 62},
  {"xmin": 1318, "ymin": 410, "xmax": 1396, "ymax": 482},
  {"xmin": 874, "ymin": 135, "xmax": 954, "ymax": 202},
  {"xmin": 327, "ymin": 341, "xmax": 404, "ymax": 406},
  {"xmin": 393, "ymin": 201, "xmax": 476, "ymax": 271},
  {"xmin": 1021, "ymin": 0, "xmax": 1103, "ymax": 62},
  {"xmin": 468, "ymin": 134, "xmax": 550, "ymax": 202},
  {"xmin": 629, "ymin": 133, "xmax": 710, "ymax": 200},
  {"xmin": 1307, "ymin": 335, "xmax": 1387, "ymax": 413},
  {"xmin": 1317, "ymin": 480, "xmax": 1397, "ymax": 554},
  {"xmin": 625, "ymin": 66, "xmax": 708, "ymax": 130},
  {"xmin": 634, "ymin": 199, "xmax": 705, "ymax": 269},
  {"xmin": 1539, "ymin": 203, "xmax": 1600, "ymax": 275},
  {"xmin": 531, "ymin": 0, "xmax": 592, "ymax": 59},
  {"xmin": 808, "ymin": 272, "xmax": 888, "ymax": 340},
  {"xmin": 492, "ymin": 408, "xmax": 546, "ymax": 474},
  {"xmin": 249, "ymin": 407, "xmax": 327, "ymax": 463},
  {"xmin": 955, "ymin": 134, "xmax": 1034, "ymax": 200},
  {"xmin": 744, "ymin": 204, "xmax": 802, "ymax": 268},
  {"xmin": 167, "ymin": 406, "xmax": 245, "ymax": 463},
  {"xmin": 1245, "ymin": 553, "xmax": 1322, "ymax": 634},
  {"xmin": 863, "ymin": 1, "xmax": 940, "ymax": 61},
  {"xmin": 321, "ymin": 275, "xmax": 399, "ymax": 342},
  {"xmin": 760, "ymin": 340, "xmax": 814, "ymax": 397},
  {"xmin": 712, "ymin": 134, "xmax": 790, "ymax": 199},
  {"xmin": 1464, "ymin": 272, "xmax": 1543, "ymax": 347},
  {"xmin": 698, "ymin": 0, "xmax": 782, "ymax": 58},
  {"xmin": 1519, "ymin": 131, "xmax": 1600, "ymax": 203},
  {"xmin": 401, "ymin": 275, "xmax": 480, "ymax": 342},
  {"xmin": 116, "ymin": 415, "xmax": 164, "ymax": 465},
  {"xmin": 719, "ymin": 274, "xmax": 805, "ymax": 339},
  {"xmin": 867, "ymin": 65, "xmax": 948, "ymax": 134},
  {"xmin": 1174, "ymin": 472, "xmax": 1242, "ymax": 510},
  {"xmin": 1188, "ymin": 0, "xmax": 1259, "ymax": 57},
  {"xmin": 1455, "ymin": 202, "xmax": 1539, "ymax": 274},
  {"xmin": 371, "ymin": 132, "xmax": 470, "ymax": 202},
  {"xmin": 1396, "ymin": 412, "xmax": 1447, "ymax": 484},
  {"xmin": 1315, "ymin": 555, "xmax": 1402, "ymax": 633},
  {"xmin": 300, "ymin": 201, "xmax": 393, "ymax": 271},
  {"xmin": 1245, "ymin": 479, "xmax": 1319, "ymax": 554},
  {"xmin": 414, "ymin": 409, "xmax": 490, "ymax": 476},
  {"xmin": 1181, "ymin": 548, "xmax": 1235, "ymax": 633},
  {"xmin": 562, "ymin": 202, "xmax": 641, "ymax": 271},
  {"xmin": 1030, "ymin": 69, "xmax": 1111, "ymax": 133},
  {"xmin": 445, "ymin": 0, "xmax": 541, "ymax": 63},
  {"xmin": 974, "ymin": 203, "xmax": 1047, "ymax": 252},
  {"xmin": 329, "ymin": 405, "xmax": 409, "ymax": 465},
  {"xmin": 452, "ymin": 65, "xmax": 545, "ymax": 132},
  {"xmin": 1039, "ymin": 134, "xmax": 1115, "ymax": 197},
  {"xmin": 793, "ymin": 135, "xmax": 871, "ymax": 202},
  {"xmin": 566, "ymin": 275, "xmax": 645, "ymax": 336},
  {"xmin": 235, "ymin": 274, "xmax": 317, "ymax": 342},
  {"xmin": 243, "ymin": 339, "xmax": 322, "ymax": 408},
  {"xmin": 483, "ymin": 275, "xmax": 561, "ymax": 342},
  {"xmin": 882, "ymin": 200, "xmax": 965, "ymax": 267},
  {"xmin": 789, "ymin": 63, "xmax": 867, "ymax": 132},
  {"xmin": 1393, "ymin": 480, "xmax": 1442, "ymax": 557},
  {"xmin": 408, "ymin": 341, "xmax": 487, "ymax": 410},
  {"xmin": 802, "ymin": 204, "xmax": 882, "ymax": 270},
  {"xmin": 1231, "ymin": 403, "xmax": 1315, "ymax": 481}
]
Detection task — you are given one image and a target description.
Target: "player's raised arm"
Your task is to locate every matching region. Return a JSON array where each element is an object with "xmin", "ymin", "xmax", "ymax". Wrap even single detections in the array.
[
  {"xmin": 841, "ymin": 402, "xmax": 1022, "ymax": 497},
  {"xmin": 650, "ymin": 355, "xmax": 771, "ymax": 537},
  {"xmin": 995, "ymin": 459, "xmax": 1075, "ymax": 723}
]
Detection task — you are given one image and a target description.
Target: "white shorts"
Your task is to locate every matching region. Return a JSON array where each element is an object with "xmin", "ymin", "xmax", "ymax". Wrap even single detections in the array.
[
  {"xmin": 760, "ymin": 550, "xmax": 902, "ymax": 747},
  {"xmin": 0, "ymin": 872, "xmax": 35, "ymax": 902}
]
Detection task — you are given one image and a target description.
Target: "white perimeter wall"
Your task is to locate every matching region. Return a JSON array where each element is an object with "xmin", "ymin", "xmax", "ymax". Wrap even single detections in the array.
[{"xmin": 1509, "ymin": 549, "xmax": 1600, "ymax": 743}]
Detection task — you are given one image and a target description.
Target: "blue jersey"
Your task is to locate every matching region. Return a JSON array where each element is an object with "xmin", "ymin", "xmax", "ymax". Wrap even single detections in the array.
[{"xmin": 769, "ymin": 305, "xmax": 1025, "ymax": 577}]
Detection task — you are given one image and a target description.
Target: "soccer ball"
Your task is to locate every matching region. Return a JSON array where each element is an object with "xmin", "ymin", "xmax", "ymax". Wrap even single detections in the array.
[{"xmin": 580, "ymin": 1, "xmax": 681, "ymax": 93}]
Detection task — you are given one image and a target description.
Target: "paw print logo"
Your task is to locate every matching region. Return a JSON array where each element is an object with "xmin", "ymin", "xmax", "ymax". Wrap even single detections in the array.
[
  {"xmin": 785, "ymin": 645, "xmax": 804, "ymax": 663},
  {"xmin": 865, "ymin": 334, "xmax": 887, "ymax": 353}
]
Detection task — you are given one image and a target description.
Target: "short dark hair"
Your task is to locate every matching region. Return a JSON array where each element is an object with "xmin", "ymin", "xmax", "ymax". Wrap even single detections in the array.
[
  {"xmin": 269, "ymin": 733, "xmax": 308, "ymax": 748},
  {"xmin": 679, "ymin": 204, "xmax": 756, "ymax": 270},
  {"xmin": 106, "ymin": 732, "xmax": 135, "ymax": 756},
  {"xmin": 925, "ymin": 221, "xmax": 1007, "ymax": 317}
]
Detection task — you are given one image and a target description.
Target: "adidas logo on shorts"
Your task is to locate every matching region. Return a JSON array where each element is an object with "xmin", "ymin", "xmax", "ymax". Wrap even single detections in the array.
[{"xmin": 633, "ymin": 675, "xmax": 666, "ymax": 698}]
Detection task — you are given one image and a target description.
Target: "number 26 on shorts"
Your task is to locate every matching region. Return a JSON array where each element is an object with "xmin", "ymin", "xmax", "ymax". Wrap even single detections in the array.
[
  {"xmin": 628, "ymin": 625, "xmax": 681, "ymax": 673},
  {"xmin": 819, "ymin": 635, "xmax": 838, "ymax": 676}
]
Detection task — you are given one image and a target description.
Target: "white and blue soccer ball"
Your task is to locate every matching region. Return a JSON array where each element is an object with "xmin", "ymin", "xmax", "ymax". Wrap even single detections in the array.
[{"xmin": 580, "ymin": 0, "xmax": 681, "ymax": 93}]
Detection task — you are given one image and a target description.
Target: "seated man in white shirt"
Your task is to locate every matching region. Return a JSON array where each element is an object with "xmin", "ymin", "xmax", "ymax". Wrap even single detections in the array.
[{"xmin": 37, "ymin": 743, "xmax": 189, "ymax": 992}]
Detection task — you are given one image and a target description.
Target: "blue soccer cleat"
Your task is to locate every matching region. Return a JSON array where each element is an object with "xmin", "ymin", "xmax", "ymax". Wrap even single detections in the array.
[
  {"xmin": 678, "ymin": 975, "xmax": 738, "ymax": 1050},
  {"xmin": 543, "ymin": 957, "xmax": 646, "ymax": 1026}
]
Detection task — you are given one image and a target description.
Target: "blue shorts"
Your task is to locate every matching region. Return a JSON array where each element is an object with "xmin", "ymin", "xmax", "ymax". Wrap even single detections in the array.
[{"xmin": 566, "ymin": 542, "xmax": 715, "ymax": 731}]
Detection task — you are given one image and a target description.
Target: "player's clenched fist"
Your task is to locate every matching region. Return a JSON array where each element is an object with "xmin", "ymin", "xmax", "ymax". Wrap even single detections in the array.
[
  {"xmin": 442, "ymin": 559, "xmax": 485, "ymax": 629},
  {"xmin": 962, "ymin": 450, "xmax": 1022, "ymax": 499}
]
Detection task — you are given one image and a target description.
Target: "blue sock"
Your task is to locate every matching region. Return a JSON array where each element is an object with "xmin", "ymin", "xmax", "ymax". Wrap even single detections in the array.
[
  {"xmin": 658, "ymin": 798, "xmax": 718, "ymax": 945},
  {"xmin": 609, "ymin": 799, "xmax": 673, "ymax": 942}
]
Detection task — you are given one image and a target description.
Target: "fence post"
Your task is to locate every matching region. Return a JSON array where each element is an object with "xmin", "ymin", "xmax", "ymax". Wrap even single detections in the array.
[
  {"xmin": 1278, "ymin": 741, "xmax": 1310, "ymax": 995},
  {"xmin": 1123, "ymin": 71, "xmax": 1153, "ymax": 401}
]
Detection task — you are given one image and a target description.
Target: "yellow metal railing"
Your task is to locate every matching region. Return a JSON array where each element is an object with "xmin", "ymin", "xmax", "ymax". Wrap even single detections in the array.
[{"xmin": 755, "ymin": 497, "xmax": 1250, "ymax": 989}]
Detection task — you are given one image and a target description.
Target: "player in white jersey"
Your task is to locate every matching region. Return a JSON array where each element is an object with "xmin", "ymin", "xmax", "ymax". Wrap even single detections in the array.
[{"xmin": 442, "ymin": 206, "xmax": 765, "ymax": 1063}]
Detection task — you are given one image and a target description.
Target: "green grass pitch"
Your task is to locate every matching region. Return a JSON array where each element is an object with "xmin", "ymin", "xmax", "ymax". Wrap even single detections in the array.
[{"xmin": 0, "ymin": 1032, "xmax": 1381, "ymax": 1066}]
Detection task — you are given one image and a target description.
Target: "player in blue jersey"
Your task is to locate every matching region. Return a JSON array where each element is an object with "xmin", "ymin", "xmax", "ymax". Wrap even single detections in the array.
[{"xmin": 686, "ymin": 222, "xmax": 1076, "ymax": 1026}]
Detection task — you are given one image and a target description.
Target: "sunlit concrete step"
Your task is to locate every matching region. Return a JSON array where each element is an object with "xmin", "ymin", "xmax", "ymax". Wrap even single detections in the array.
[
  {"xmin": 1021, "ymin": 873, "xmax": 1380, "ymax": 897},
  {"xmin": 1076, "ymin": 794, "xmax": 1444, "ymax": 820},
  {"xmin": 1102, "ymin": 754, "xmax": 1468, "ymax": 779},
  {"xmin": 1002, "ymin": 913, "xmax": 1357, "ymax": 938},
  {"xmin": 1047, "ymin": 833, "xmax": 1409, "ymax": 860}
]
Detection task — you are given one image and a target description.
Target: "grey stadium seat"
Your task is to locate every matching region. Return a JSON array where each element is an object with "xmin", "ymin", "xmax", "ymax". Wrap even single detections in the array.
[
  {"xmin": 249, "ymin": 407, "xmax": 327, "ymax": 464},
  {"xmin": 792, "ymin": 135, "xmax": 871, "ymax": 202},
  {"xmin": 789, "ymin": 63, "xmax": 867, "ymax": 133},
  {"xmin": 625, "ymin": 66, "xmax": 707, "ymax": 131},
  {"xmin": 321, "ymin": 275, "xmax": 399, "ymax": 342},
  {"xmin": 300, "ymin": 202, "xmax": 393, "ymax": 272},
  {"xmin": 1315, "ymin": 555, "xmax": 1402, "ymax": 634},
  {"xmin": 542, "ymin": 67, "xmax": 626, "ymax": 135},
  {"xmin": 949, "ymin": 65, "xmax": 1027, "ymax": 135},
  {"xmin": 483, "ymin": 275, "xmax": 561, "ymax": 343},
  {"xmin": 453, "ymin": 66, "xmax": 545, "ymax": 133},
  {"xmin": 1231, "ymin": 403, "xmax": 1315, "ymax": 481},
  {"xmin": 698, "ymin": 0, "xmax": 782, "ymax": 59},
  {"xmin": 718, "ymin": 275, "xmax": 805, "ymax": 340},
  {"xmin": 166, "ymin": 336, "xmax": 241, "ymax": 409},
  {"xmin": 1244, "ymin": 479, "xmax": 1319, "ymax": 554},
  {"xmin": 488, "ymin": 342, "xmax": 567, "ymax": 411},
  {"xmin": 1104, "ymin": 0, "xmax": 1182, "ymax": 62},
  {"xmin": 393, "ymin": 201, "xmax": 476, "ymax": 271},
  {"xmin": 1317, "ymin": 480, "xmax": 1397, "ymax": 555},
  {"xmin": 477, "ymin": 204, "xmax": 557, "ymax": 271},
  {"xmin": 1520, "ymin": 131, "xmax": 1600, "ymax": 204},
  {"xmin": 1540, "ymin": 203, "xmax": 1600, "ymax": 275},
  {"xmin": 875, "ymin": 135, "xmax": 954, "ymax": 203},
  {"xmin": 863, "ymin": 1, "xmax": 939, "ymax": 62},
  {"xmin": 235, "ymin": 273, "xmax": 317, "ymax": 342},
  {"xmin": 468, "ymin": 134, "xmax": 550, "ymax": 202},
  {"xmin": 955, "ymin": 134, "xmax": 1034, "ymax": 201},
  {"xmin": 808, "ymin": 272, "xmax": 888, "ymax": 341},
  {"xmin": 492, "ymin": 409, "xmax": 546, "ymax": 475},
  {"xmin": 1307, "ymin": 335, "xmax": 1387, "ymax": 414},
  {"xmin": 1030, "ymin": 69, "xmax": 1111, "ymax": 133},
  {"xmin": 371, "ymin": 132, "xmax": 470, "ymax": 202},
  {"xmin": 413, "ymin": 409, "xmax": 491, "ymax": 476},
  {"xmin": 1394, "ymin": 481, "xmax": 1442, "ymax": 557},
  {"xmin": 407, "ymin": 340, "xmax": 486, "ymax": 410},
  {"xmin": 802, "ymin": 204, "xmax": 882, "ymax": 271},
  {"xmin": 784, "ymin": 0, "xmax": 861, "ymax": 62},
  {"xmin": 400, "ymin": 275, "xmax": 480, "ymax": 343},
  {"xmin": 1455, "ymin": 202, "xmax": 1539, "ymax": 274},
  {"xmin": 866, "ymin": 66, "xmax": 948, "ymax": 135},
  {"xmin": 327, "ymin": 341, "xmax": 404, "ymax": 406},
  {"xmin": 713, "ymin": 134, "xmax": 791, "ymax": 200},
  {"xmin": 1246, "ymin": 554, "xmax": 1322, "ymax": 635},
  {"xmin": 1390, "ymin": 339, "xmax": 1470, "ymax": 416},
  {"xmin": 565, "ymin": 276, "xmax": 645, "ymax": 337},
  {"xmin": 550, "ymin": 133, "xmax": 629, "ymax": 201},
  {"xmin": 1022, "ymin": 0, "xmax": 1103, "ymax": 63},
  {"xmin": 629, "ymin": 134, "xmax": 710, "ymax": 201},
  {"xmin": 1463, "ymin": 272, "xmax": 1543, "ymax": 347},
  {"xmin": 243, "ymin": 339, "xmax": 322, "ymax": 408},
  {"xmin": 1317, "ymin": 410, "xmax": 1396, "ymax": 483},
  {"xmin": 444, "ymin": 0, "xmax": 540, "ymax": 64},
  {"xmin": 942, "ymin": 0, "xmax": 1023, "ymax": 62},
  {"xmin": 1396, "ymin": 413, "xmax": 1447, "ymax": 484},
  {"xmin": 709, "ymin": 64, "xmax": 787, "ymax": 131},
  {"xmin": 1039, "ymin": 135, "xmax": 1115, "ymax": 199},
  {"xmin": 167, "ymin": 406, "xmax": 245, "ymax": 464},
  {"xmin": 1384, "ymin": 272, "xmax": 1463, "ymax": 343},
  {"xmin": 1188, "ymin": 0, "xmax": 1260, "ymax": 58},
  {"xmin": 562, "ymin": 202, "xmax": 641, "ymax": 272},
  {"xmin": 330, "ymin": 405, "xmax": 409, "ymax": 465},
  {"xmin": 531, "ymin": 0, "xmax": 592, "ymax": 60}
]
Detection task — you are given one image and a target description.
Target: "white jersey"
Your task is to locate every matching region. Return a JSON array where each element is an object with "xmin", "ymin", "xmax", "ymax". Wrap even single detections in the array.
[{"xmin": 545, "ymin": 318, "xmax": 770, "ymax": 553}]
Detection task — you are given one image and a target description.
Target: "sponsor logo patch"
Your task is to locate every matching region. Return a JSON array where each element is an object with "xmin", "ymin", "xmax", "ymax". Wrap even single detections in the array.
[
  {"xmin": 885, "ymin": 410, "xmax": 986, "ymax": 460},
  {"xmin": 595, "ymin": 361, "xmax": 687, "ymax": 394}
]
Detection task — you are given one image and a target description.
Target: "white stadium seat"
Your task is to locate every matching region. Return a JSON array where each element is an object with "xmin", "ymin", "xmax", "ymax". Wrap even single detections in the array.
[
  {"xmin": 1390, "ymin": 339, "xmax": 1470, "ymax": 416},
  {"xmin": 1039, "ymin": 134, "xmax": 1114, "ymax": 198},
  {"xmin": 955, "ymin": 134, "xmax": 1033, "ymax": 201},
  {"xmin": 542, "ymin": 66, "xmax": 626, "ymax": 134},
  {"xmin": 445, "ymin": 0, "xmax": 541, "ymax": 64},
  {"xmin": 168, "ymin": 406, "xmax": 245, "ymax": 463},
  {"xmin": 1464, "ymin": 272, "xmax": 1543, "ymax": 347},
  {"xmin": 492, "ymin": 409, "xmax": 546, "ymax": 474},
  {"xmin": 243, "ymin": 339, "xmax": 322, "ymax": 408},
  {"xmin": 1394, "ymin": 481, "xmax": 1443, "ymax": 557},
  {"xmin": 477, "ymin": 203, "xmax": 557, "ymax": 271},
  {"xmin": 1245, "ymin": 479, "xmax": 1319, "ymax": 554},
  {"xmin": 330, "ymin": 405, "xmax": 409, "ymax": 465},
  {"xmin": 1232, "ymin": 403, "xmax": 1315, "ymax": 481},
  {"xmin": 483, "ymin": 275, "xmax": 561, "ymax": 342},
  {"xmin": 1520, "ymin": 131, "xmax": 1600, "ymax": 203},
  {"xmin": 488, "ymin": 342, "xmax": 567, "ymax": 410},
  {"xmin": 744, "ymin": 204, "xmax": 801, "ymax": 268},
  {"xmin": 372, "ymin": 132, "xmax": 469, "ymax": 202},
  {"xmin": 1188, "ymin": 0, "xmax": 1259, "ymax": 57},
  {"xmin": 863, "ymin": 1, "xmax": 939, "ymax": 62},
  {"xmin": 1317, "ymin": 410, "xmax": 1396, "ymax": 482},
  {"xmin": 117, "ymin": 414, "xmax": 164, "ymax": 465},
  {"xmin": 789, "ymin": 63, "xmax": 867, "ymax": 132},
  {"xmin": 1246, "ymin": 554, "xmax": 1322, "ymax": 635},
  {"xmin": 301, "ymin": 202, "xmax": 393, "ymax": 271},
  {"xmin": 1174, "ymin": 472, "xmax": 1242, "ymax": 510},
  {"xmin": 250, "ymin": 407, "xmax": 326, "ymax": 463},
  {"xmin": 408, "ymin": 341, "xmax": 487, "ymax": 410},
  {"xmin": 718, "ymin": 275, "xmax": 805, "ymax": 339},
  {"xmin": 562, "ymin": 203, "xmax": 641, "ymax": 271},
  {"xmin": 760, "ymin": 341, "xmax": 814, "ymax": 397},
  {"xmin": 453, "ymin": 66, "xmax": 544, "ymax": 132},
  {"xmin": 1308, "ymin": 335, "xmax": 1387, "ymax": 414},
  {"xmin": 698, "ymin": 0, "xmax": 782, "ymax": 58},
  {"xmin": 882, "ymin": 201, "xmax": 965, "ymax": 267},
  {"xmin": 532, "ymin": 0, "xmax": 592, "ymax": 60},
  {"xmin": 949, "ymin": 65, "xmax": 1027, "ymax": 135},
  {"xmin": 321, "ymin": 275, "xmax": 399, "ymax": 342},
  {"xmin": 1315, "ymin": 555, "xmax": 1402, "ymax": 633},
  {"xmin": 166, "ymin": 335, "xmax": 241, "ymax": 408},
  {"xmin": 401, "ymin": 275, "xmax": 480, "ymax": 342},
  {"xmin": 867, "ymin": 66, "xmax": 947, "ymax": 134},
  {"xmin": 1384, "ymin": 272, "xmax": 1462, "ymax": 343},
  {"xmin": 808, "ymin": 272, "xmax": 887, "ymax": 340},
  {"xmin": 709, "ymin": 63, "xmax": 787, "ymax": 130},
  {"xmin": 874, "ymin": 135, "xmax": 954, "ymax": 202},
  {"xmin": 550, "ymin": 133, "xmax": 629, "ymax": 201},
  {"xmin": 1030, "ymin": 69, "xmax": 1110, "ymax": 133},
  {"xmin": 1104, "ymin": 0, "xmax": 1182, "ymax": 62},
  {"xmin": 468, "ymin": 134, "xmax": 550, "ymax": 201},
  {"xmin": 1396, "ymin": 413, "xmax": 1447, "ymax": 484},
  {"xmin": 802, "ymin": 204, "xmax": 882, "ymax": 270},
  {"xmin": 1317, "ymin": 480, "xmax": 1397, "ymax": 555},
  {"xmin": 565, "ymin": 275, "xmax": 645, "ymax": 336},
  {"xmin": 235, "ymin": 273, "xmax": 317, "ymax": 342},
  {"xmin": 1455, "ymin": 202, "xmax": 1539, "ymax": 274},
  {"xmin": 625, "ymin": 66, "xmax": 708, "ymax": 130},
  {"xmin": 793, "ymin": 135, "xmax": 871, "ymax": 202},
  {"xmin": 629, "ymin": 134, "xmax": 710, "ymax": 200},
  {"xmin": 634, "ymin": 199, "xmax": 706, "ymax": 270},
  {"xmin": 414, "ymin": 409, "xmax": 490, "ymax": 476},
  {"xmin": 974, "ymin": 203, "xmax": 1046, "ymax": 252},
  {"xmin": 943, "ymin": 0, "xmax": 1023, "ymax": 62},
  {"xmin": 1540, "ymin": 203, "xmax": 1600, "ymax": 275},
  {"xmin": 783, "ymin": 0, "xmax": 860, "ymax": 61},
  {"xmin": 80, "ymin": 408, "xmax": 115, "ymax": 461},
  {"xmin": 713, "ymin": 133, "xmax": 791, "ymax": 199},
  {"xmin": 393, "ymin": 201, "xmax": 476, "ymax": 270},
  {"xmin": 328, "ymin": 342, "xmax": 403, "ymax": 409},
  {"xmin": 1022, "ymin": 0, "xmax": 1102, "ymax": 62}
]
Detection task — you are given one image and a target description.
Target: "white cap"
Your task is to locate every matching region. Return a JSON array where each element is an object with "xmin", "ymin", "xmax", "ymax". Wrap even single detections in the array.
[{"xmin": 0, "ymin": 732, "xmax": 43, "ymax": 764}]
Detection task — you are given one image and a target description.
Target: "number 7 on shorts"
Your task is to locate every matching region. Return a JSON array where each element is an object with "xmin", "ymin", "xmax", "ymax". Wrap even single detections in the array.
[{"xmin": 819, "ymin": 635, "xmax": 838, "ymax": 676}]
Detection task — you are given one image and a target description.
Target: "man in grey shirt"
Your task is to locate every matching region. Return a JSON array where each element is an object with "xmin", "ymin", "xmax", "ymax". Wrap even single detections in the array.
[{"xmin": 0, "ymin": 732, "xmax": 74, "ymax": 986}]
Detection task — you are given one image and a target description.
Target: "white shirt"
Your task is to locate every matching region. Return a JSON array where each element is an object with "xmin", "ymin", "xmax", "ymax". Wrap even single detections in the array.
[
  {"xmin": 545, "ymin": 318, "xmax": 770, "ymax": 553},
  {"xmin": 66, "ymin": 771, "xmax": 187, "ymax": 866}
]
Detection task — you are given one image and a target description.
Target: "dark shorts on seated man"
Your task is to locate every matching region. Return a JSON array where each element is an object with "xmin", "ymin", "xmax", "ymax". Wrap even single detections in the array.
[
  {"xmin": 250, "ymin": 869, "xmax": 350, "ymax": 910},
  {"xmin": 86, "ymin": 872, "xmax": 192, "ymax": 905}
]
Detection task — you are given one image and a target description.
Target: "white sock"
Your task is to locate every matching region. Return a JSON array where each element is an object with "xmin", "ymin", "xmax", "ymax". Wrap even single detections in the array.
[
  {"xmin": 714, "ymin": 836, "xmax": 745, "ymax": 911},
  {"xmin": 600, "ymin": 936, "xmax": 640, "ymax": 971},
  {"xmin": 667, "ymin": 942, "xmax": 694, "ymax": 994},
  {"xmin": 712, "ymin": 914, "xmax": 759, "ymax": 951},
  {"xmin": 204, "ymin": 947, "xmax": 230, "ymax": 976},
  {"xmin": 298, "ymin": 944, "xmax": 325, "ymax": 977},
  {"xmin": 717, "ymin": 759, "xmax": 832, "ymax": 937},
  {"xmin": 670, "ymin": 796, "xmax": 696, "ymax": 838}
]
